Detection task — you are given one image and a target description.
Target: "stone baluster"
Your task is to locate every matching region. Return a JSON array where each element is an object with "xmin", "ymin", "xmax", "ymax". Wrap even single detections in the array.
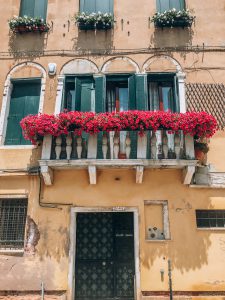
[
  {"xmin": 66, "ymin": 133, "xmax": 72, "ymax": 160},
  {"xmin": 162, "ymin": 131, "xmax": 169, "ymax": 159},
  {"xmin": 76, "ymin": 136, "xmax": 82, "ymax": 159},
  {"xmin": 113, "ymin": 133, "xmax": 120, "ymax": 159},
  {"xmin": 174, "ymin": 133, "xmax": 181, "ymax": 159},
  {"xmin": 125, "ymin": 133, "xmax": 131, "ymax": 159},
  {"xmin": 150, "ymin": 132, "xmax": 157, "ymax": 159},
  {"xmin": 55, "ymin": 136, "xmax": 62, "ymax": 159},
  {"xmin": 102, "ymin": 134, "xmax": 108, "ymax": 159}
]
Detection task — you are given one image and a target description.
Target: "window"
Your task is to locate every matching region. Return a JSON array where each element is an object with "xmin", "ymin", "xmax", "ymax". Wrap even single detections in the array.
[
  {"xmin": 156, "ymin": 0, "xmax": 185, "ymax": 12},
  {"xmin": 63, "ymin": 74, "xmax": 137, "ymax": 113},
  {"xmin": 196, "ymin": 210, "xmax": 225, "ymax": 228},
  {"xmin": 148, "ymin": 73, "xmax": 179, "ymax": 112},
  {"xmin": 5, "ymin": 79, "xmax": 41, "ymax": 145},
  {"xmin": 80, "ymin": 0, "xmax": 113, "ymax": 14},
  {"xmin": 20, "ymin": 0, "xmax": 48, "ymax": 20},
  {"xmin": 0, "ymin": 199, "xmax": 28, "ymax": 249},
  {"xmin": 63, "ymin": 76, "xmax": 95, "ymax": 112}
]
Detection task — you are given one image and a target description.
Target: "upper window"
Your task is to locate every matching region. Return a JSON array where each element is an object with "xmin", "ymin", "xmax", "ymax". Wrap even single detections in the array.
[
  {"xmin": 80, "ymin": 0, "xmax": 113, "ymax": 14},
  {"xmin": 5, "ymin": 79, "xmax": 41, "ymax": 145},
  {"xmin": 20, "ymin": 0, "xmax": 48, "ymax": 20},
  {"xmin": 148, "ymin": 73, "xmax": 179, "ymax": 112},
  {"xmin": 156, "ymin": 0, "xmax": 185, "ymax": 12},
  {"xmin": 196, "ymin": 210, "xmax": 225, "ymax": 229},
  {"xmin": 0, "ymin": 199, "xmax": 28, "ymax": 249}
]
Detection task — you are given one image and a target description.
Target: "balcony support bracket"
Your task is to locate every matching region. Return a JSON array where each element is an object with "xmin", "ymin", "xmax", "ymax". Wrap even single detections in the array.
[
  {"xmin": 41, "ymin": 165, "xmax": 54, "ymax": 186},
  {"xmin": 183, "ymin": 166, "xmax": 195, "ymax": 185},
  {"xmin": 88, "ymin": 165, "xmax": 97, "ymax": 185},
  {"xmin": 136, "ymin": 166, "xmax": 144, "ymax": 184}
]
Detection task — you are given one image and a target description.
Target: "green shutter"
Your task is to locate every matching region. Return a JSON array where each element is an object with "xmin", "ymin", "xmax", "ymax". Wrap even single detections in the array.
[
  {"xmin": 80, "ymin": 0, "xmax": 113, "ymax": 13},
  {"xmin": 128, "ymin": 75, "xmax": 136, "ymax": 110},
  {"xmin": 74, "ymin": 78, "xmax": 82, "ymax": 111},
  {"xmin": 156, "ymin": 0, "xmax": 170, "ymax": 12},
  {"xmin": 94, "ymin": 75, "xmax": 106, "ymax": 113},
  {"xmin": 135, "ymin": 74, "xmax": 148, "ymax": 110},
  {"xmin": 34, "ymin": 0, "xmax": 48, "ymax": 19},
  {"xmin": 5, "ymin": 80, "xmax": 41, "ymax": 145},
  {"xmin": 96, "ymin": 0, "xmax": 113, "ymax": 13},
  {"xmin": 80, "ymin": 82, "xmax": 94, "ymax": 112},
  {"xmin": 20, "ymin": 0, "xmax": 35, "ymax": 17},
  {"xmin": 94, "ymin": 75, "xmax": 106, "ymax": 159},
  {"xmin": 80, "ymin": 0, "xmax": 96, "ymax": 13},
  {"xmin": 174, "ymin": 75, "xmax": 180, "ymax": 112},
  {"xmin": 170, "ymin": 0, "xmax": 185, "ymax": 10},
  {"xmin": 20, "ymin": 0, "xmax": 47, "ymax": 19},
  {"xmin": 128, "ymin": 75, "xmax": 137, "ymax": 159}
]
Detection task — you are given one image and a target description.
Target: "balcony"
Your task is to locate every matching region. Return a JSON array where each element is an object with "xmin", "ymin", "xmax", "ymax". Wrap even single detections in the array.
[{"xmin": 39, "ymin": 130, "xmax": 197, "ymax": 185}]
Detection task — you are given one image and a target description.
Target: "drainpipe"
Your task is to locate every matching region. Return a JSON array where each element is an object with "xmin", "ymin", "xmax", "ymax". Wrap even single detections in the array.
[
  {"xmin": 41, "ymin": 282, "xmax": 45, "ymax": 300},
  {"xmin": 168, "ymin": 259, "xmax": 173, "ymax": 300}
]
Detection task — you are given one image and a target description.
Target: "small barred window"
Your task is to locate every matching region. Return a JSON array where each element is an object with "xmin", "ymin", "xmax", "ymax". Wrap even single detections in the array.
[
  {"xmin": 196, "ymin": 210, "xmax": 225, "ymax": 229},
  {"xmin": 0, "ymin": 199, "xmax": 28, "ymax": 249}
]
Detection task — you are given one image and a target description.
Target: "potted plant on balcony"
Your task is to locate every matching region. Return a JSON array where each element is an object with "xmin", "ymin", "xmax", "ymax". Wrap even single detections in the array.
[
  {"xmin": 194, "ymin": 138, "xmax": 209, "ymax": 165},
  {"xmin": 74, "ymin": 12, "xmax": 115, "ymax": 31},
  {"xmin": 151, "ymin": 8, "xmax": 195, "ymax": 28},
  {"xmin": 8, "ymin": 16, "xmax": 50, "ymax": 33}
]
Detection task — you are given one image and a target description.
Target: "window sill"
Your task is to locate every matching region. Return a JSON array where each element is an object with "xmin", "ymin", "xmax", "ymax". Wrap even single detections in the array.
[
  {"xmin": 197, "ymin": 228, "xmax": 225, "ymax": 231},
  {"xmin": 0, "ymin": 145, "xmax": 37, "ymax": 150},
  {"xmin": 0, "ymin": 249, "xmax": 24, "ymax": 256},
  {"xmin": 145, "ymin": 239, "xmax": 172, "ymax": 243}
]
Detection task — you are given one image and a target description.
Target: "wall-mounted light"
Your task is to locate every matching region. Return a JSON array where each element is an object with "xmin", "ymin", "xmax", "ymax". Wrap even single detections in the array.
[{"xmin": 48, "ymin": 63, "xmax": 57, "ymax": 76}]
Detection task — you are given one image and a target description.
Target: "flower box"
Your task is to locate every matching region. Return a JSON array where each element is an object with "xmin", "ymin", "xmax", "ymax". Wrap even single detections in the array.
[
  {"xmin": 8, "ymin": 16, "xmax": 50, "ymax": 34},
  {"xmin": 75, "ymin": 12, "xmax": 114, "ymax": 31},
  {"xmin": 151, "ymin": 9, "xmax": 195, "ymax": 28}
]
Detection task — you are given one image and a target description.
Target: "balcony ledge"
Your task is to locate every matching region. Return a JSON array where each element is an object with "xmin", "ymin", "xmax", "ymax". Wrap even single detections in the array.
[{"xmin": 39, "ymin": 159, "xmax": 198, "ymax": 186}]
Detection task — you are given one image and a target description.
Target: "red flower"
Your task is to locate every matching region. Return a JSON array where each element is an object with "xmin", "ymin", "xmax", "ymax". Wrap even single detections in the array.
[{"xmin": 20, "ymin": 110, "xmax": 218, "ymax": 145}]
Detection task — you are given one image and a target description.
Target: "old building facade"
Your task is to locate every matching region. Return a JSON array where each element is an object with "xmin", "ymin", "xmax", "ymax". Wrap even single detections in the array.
[{"xmin": 0, "ymin": 0, "xmax": 225, "ymax": 299}]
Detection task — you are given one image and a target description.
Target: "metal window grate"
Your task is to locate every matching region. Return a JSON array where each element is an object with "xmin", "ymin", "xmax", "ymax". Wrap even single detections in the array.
[
  {"xmin": 0, "ymin": 199, "xmax": 28, "ymax": 249},
  {"xmin": 196, "ymin": 210, "xmax": 225, "ymax": 228}
]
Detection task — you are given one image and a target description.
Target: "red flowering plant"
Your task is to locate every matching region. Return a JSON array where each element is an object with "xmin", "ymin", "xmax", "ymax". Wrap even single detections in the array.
[{"xmin": 20, "ymin": 110, "xmax": 218, "ymax": 145}]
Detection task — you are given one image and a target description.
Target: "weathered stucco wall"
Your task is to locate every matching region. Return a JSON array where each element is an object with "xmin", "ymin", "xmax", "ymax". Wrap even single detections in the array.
[
  {"xmin": 0, "ymin": 0, "xmax": 224, "ymax": 299},
  {"xmin": 1, "ymin": 171, "xmax": 225, "ymax": 296}
]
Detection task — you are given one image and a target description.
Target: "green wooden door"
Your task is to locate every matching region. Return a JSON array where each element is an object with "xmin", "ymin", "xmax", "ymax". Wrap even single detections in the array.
[
  {"xmin": 5, "ymin": 80, "xmax": 41, "ymax": 145},
  {"xmin": 75, "ymin": 212, "xmax": 135, "ymax": 300}
]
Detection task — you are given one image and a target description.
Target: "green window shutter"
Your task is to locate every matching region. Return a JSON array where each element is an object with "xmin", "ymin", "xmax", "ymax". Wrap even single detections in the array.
[
  {"xmin": 34, "ymin": 0, "xmax": 48, "ymax": 19},
  {"xmin": 94, "ymin": 75, "xmax": 106, "ymax": 159},
  {"xmin": 128, "ymin": 75, "xmax": 137, "ymax": 159},
  {"xmin": 80, "ymin": 0, "xmax": 96, "ymax": 13},
  {"xmin": 5, "ymin": 80, "xmax": 41, "ymax": 145},
  {"xmin": 156, "ymin": 0, "xmax": 170, "ymax": 12},
  {"xmin": 94, "ymin": 75, "xmax": 106, "ymax": 113},
  {"xmin": 80, "ymin": 82, "xmax": 94, "ymax": 112},
  {"xmin": 74, "ymin": 78, "xmax": 82, "ymax": 111},
  {"xmin": 170, "ymin": 0, "xmax": 185, "ymax": 10},
  {"xmin": 128, "ymin": 75, "xmax": 136, "ymax": 110},
  {"xmin": 96, "ymin": 0, "xmax": 113, "ymax": 14},
  {"xmin": 174, "ymin": 75, "xmax": 180, "ymax": 112},
  {"xmin": 135, "ymin": 74, "xmax": 148, "ymax": 110},
  {"xmin": 20, "ymin": 0, "xmax": 35, "ymax": 17}
]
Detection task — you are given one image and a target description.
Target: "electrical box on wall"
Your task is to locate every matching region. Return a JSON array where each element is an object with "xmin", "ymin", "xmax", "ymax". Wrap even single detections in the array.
[{"xmin": 147, "ymin": 227, "xmax": 165, "ymax": 240}]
